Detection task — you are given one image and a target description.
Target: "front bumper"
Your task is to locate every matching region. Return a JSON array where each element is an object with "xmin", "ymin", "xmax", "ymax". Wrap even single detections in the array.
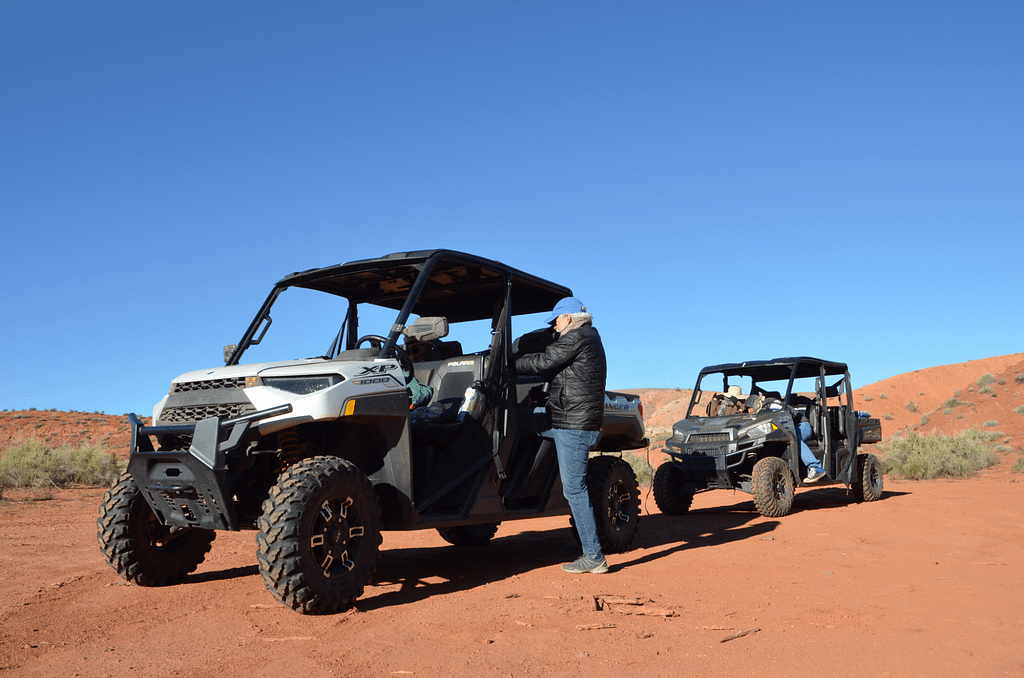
[{"xmin": 127, "ymin": 404, "xmax": 291, "ymax": 531}]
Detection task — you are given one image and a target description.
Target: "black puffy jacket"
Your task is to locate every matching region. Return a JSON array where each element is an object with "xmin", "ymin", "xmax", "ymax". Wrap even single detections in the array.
[{"xmin": 515, "ymin": 325, "xmax": 607, "ymax": 431}]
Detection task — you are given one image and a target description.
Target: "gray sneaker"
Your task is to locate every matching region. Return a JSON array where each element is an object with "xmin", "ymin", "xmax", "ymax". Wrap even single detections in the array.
[
  {"xmin": 804, "ymin": 467, "xmax": 825, "ymax": 483},
  {"xmin": 561, "ymin": 554, "xmax": 609, "ymax": 574}
]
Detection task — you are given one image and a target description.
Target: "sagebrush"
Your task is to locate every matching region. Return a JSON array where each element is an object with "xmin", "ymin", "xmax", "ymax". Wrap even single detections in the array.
[
  {"xmin": 0, "ymin": 439, "xmax": 124, "ymax": 489},
  {"xmin": 880, "ymin": 429, "xmax": 1000, "ymax": 480}
]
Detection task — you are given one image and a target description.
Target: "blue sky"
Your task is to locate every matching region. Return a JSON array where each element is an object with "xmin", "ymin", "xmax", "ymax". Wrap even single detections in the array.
[{"xmin": 1, "ymin": 1, "xmax": 1021, "ymax": 417}]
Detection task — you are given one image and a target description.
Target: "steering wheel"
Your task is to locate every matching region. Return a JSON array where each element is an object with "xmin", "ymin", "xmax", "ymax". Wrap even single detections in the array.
[{"xmin": 355, "ymin": 334, "xmax": 414, "ymax": 380}]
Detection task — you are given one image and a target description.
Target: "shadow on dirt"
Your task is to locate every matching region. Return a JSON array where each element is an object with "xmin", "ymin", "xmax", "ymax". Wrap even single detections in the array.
[
  {"xmin": 360, "ymin": 499, "xmax": 776, "ymax": 610},
  {"xmin": 790, "ymin": 485, "xmax": 909, "ymax": 513},
  {"xmin": 185, "ymin": 486, "xmax": 909, "ymax": 609},
  {"xmin": 188, "ymin": 564, "xmax": 259, "ymax": 583},
  {"xmin": 363, "ymin": 526, "xmax": 578, "ymax": 610}
]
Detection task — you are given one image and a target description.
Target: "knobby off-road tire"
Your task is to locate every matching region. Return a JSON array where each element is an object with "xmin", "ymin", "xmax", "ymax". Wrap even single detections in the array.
[
  {"xmin": 97, "ymin": 472, "xmax": 216, "ymax": 586},
  {"xmin": 586, "ymin": 456, "xmax": 640, "ymax": 553},
  {"xmin": 256, "ymin": 456, "xmax": 382, "ymax": 615},
  {"xmin": 437, "ymin": 522, "xmax": 500, "ymax": 546},
  {"xmin": 851, "ymin": 453, "xmax": 884, "ymax": 502},
  {"xmin": 751, "ymin": 456, "xmax": 795, "ymax": 518},
  {"xmin": 652, "ymin": 462, "xmax": 696, "ymax": 515}
]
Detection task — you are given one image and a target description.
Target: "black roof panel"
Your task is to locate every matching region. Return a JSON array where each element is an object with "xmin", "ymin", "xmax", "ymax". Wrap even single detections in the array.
[{"xmin": 276, "ymin": 250, "xmax": 570, "ymax": 323}]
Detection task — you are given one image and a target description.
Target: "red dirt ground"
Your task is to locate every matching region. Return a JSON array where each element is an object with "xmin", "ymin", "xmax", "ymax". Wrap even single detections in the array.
[{"xmin": 1, "ymin": 354, "xmax": 1023, "ymax": 677}]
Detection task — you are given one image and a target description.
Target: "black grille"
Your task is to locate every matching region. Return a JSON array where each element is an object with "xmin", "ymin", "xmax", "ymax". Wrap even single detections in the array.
[
  {"xmin": 689, "ymin": 432, "xmax": 731, "ymax": 443},
  {"xmin": 172, "ymin": 377, "xmax": 248, "ymax": 392},
  {"xmin": 689, "ymin": 446, "xmax": 727, "ymax": 457},
  {"xmin": 159, "ymin": 403, "xmax": 256, "ymax": 423}
]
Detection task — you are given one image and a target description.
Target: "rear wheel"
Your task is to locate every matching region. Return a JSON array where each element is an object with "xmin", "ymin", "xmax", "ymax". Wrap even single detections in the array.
[
  {"xmin": 851, "ymin": 453, "xmax": 884, "ymax": 502},
  {"xmin": 256, "ymin": 456, "xmax": 382, "ymax": 614},
  {"xmin": 652, "ymin": 462, "xmax": 696, "ymax": 515},
  {"xmin": 751, "ymin": 456, "xmax": 795, "ymax": 518},
  {"xmin": 437, "ymin": 522, "xmax": 500, "ymax": 546},
  {"xmin": 586, "ymin": 456, "xmax": 640, "ymax": 553},
  {"xmin": 97, "ymin": 472, "xmax": 215, "ymax": 586}
]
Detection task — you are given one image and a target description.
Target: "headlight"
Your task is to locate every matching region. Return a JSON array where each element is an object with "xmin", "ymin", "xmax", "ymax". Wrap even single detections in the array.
[
  {"xmin": 672, "ymin": 421, "xmax": 696, "ymax": 440},
  {"xmin": 262, "ymin": 374, "xmax": 344, "ymax": 395},
  {"xmin": 740, "ymin": 420, "xmax": 777, "ymax": 438}
]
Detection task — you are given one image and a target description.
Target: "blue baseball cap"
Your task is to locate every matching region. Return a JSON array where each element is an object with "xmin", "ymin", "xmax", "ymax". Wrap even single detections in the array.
[{"xmin": 544, "ymin": 297, "xmax": 586, "ymax": 324}]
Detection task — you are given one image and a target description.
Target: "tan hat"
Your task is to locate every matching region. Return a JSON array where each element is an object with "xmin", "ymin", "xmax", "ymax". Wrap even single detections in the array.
[{"xmin": 725, "ymin": 385, "xmax": 744, "ymax": 399}]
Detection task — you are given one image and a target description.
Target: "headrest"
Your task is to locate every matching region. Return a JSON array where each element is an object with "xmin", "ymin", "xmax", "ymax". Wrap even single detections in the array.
[{"xmin": 403, "ymin": 316, "xmax": 449, "ymax": 343}]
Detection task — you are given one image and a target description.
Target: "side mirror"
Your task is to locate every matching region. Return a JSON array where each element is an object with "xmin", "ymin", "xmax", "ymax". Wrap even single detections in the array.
[{"xmin": 224, "ymin": 344, "xmax": 237, "ymax": 364}]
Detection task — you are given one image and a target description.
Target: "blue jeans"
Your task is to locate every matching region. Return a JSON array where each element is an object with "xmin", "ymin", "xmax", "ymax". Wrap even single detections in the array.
[
  {"xmin": 519, "ymin": 408, "xmax": 604, "ymax": 560},
  {"xmin": 798, "ymin": 421, "xmax": 822, "ymax": 471}
]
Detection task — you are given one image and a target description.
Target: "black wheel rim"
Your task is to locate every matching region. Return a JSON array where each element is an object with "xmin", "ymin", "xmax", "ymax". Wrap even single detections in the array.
[
  {"xmin": 869, "ymin": 462, "xmax": 882, "ymax": 491},
  {"xmin": 606, "ymin": 479, "xmax": 632, "ymax": 530},
  {"xmin": 309, "ymin": 495, "xmax": 365, "ymax": 578},
  {"xmin": 773, "ymin": 468, "xmax": 790, "ymax": 500}
]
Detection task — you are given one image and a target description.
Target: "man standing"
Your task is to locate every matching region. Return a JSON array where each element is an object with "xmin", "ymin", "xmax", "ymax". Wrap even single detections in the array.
[{"xmin": 515, "ymin": 297, "xmax": 609, "ymax": 574}]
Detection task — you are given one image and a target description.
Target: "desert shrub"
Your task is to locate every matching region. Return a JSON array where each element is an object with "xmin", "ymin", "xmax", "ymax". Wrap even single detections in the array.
[
  {"xmin": 983, "ymin": 420, "xmax": 999, "ymax": 428},
  {"xmin": 993, "ymin": 444, "xmax": 1012, "ymax": 454},
  {"xmin": 977, "ymin": 373, "xmax": 995, "ymax": 387},
  {"xmin": 879, "ymin": 429, "xmax": 1000, "ymax": 480},
  {"xmin": 0, "ymin": 439, "xmax": 124, "ymax": 489},
  {"xmin": 905, "ymin": 400, "xmax": 918, "ymax": 413},
  {"xmin": 1016, "ymin": 374, "xmax": 1024, "ymax": 385},
  {"xmin": 862, "ymin": 395, "xmax": 873, "ymax": 401},
  {"xmin": 920, "ymin": 415, "xmax": 929, "ymax": 426},
  {"xmin": 1012, "ymin": 457, "xmax": 1024, "ymax": 474},
  {"xmin": 617, "ymin": 451, "xmax": 655, "ymax": 487},
  {"xmin": 1014, "ymin": 405, "xmax": 1024, "ymax": 415},
  {"xmin": 979, "ymin": 385, "xmax": 994, "ymax": 395},
  {"xmin": 879, "ymin": 393, "xmax": 888, "ymax": 399},
  {"xmin": 883, "ymin": 413, "xmax": 894, "ymax": 421}
]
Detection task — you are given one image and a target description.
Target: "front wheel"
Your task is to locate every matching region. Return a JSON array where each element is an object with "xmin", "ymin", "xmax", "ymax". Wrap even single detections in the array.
[
  {"xmin": 586, "ymin": 456, "xmax": 640, "ymax": 553},
  {"xmin": 851, "ymin": 453, "xmax": 884, "ymax": 502},
  {"xmin": 751, "ymin": 456, "xmax": 795, "ymax": 518},
  {"xmin": 256, "ymin": 456, "xmax": 382, "ymax": 615},
  {"xmin": 652, "ymin": 462, "xmax": 696, "ymax": 515},
  {"xmin": 97, "ymin": 472, "xmax": 216, "ymax": 586}
]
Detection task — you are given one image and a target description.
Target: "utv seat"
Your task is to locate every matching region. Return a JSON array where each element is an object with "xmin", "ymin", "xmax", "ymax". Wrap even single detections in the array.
[{"xmin": 410, "ymin": 356, "xmax": 481, "ymax": 444}]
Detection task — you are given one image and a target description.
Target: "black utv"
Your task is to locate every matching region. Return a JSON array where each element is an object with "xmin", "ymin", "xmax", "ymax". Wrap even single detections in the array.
[
  {"xmin": 98, "ymin": 250, "xmax": 646, "ymax": 614},
  {"xmin": 653, "ymin": 357, "xmax": 883, "ymax": 518}
]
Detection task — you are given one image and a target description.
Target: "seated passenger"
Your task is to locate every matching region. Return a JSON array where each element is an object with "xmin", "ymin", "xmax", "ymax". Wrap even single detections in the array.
[{"xmin": 719, "ymin": 385, "xmax": 747, "ymax": 415}]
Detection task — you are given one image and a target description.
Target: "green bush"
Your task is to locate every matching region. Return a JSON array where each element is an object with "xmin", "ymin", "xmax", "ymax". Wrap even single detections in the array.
[
  {"xmin": 905, "ymin": 400, "xmax": 918, "ymax": 413},
  {"xmin": 983, "ymin": 420, "xmax": 999, "ymax": 428},
  {"xmin": 0, "ymin": 439, "xmax": 124, "ymax": 489},
  {"xmin": 976, "ymin": 373, "xmax": 995, "ymax": 387},
  {"xmin": 1015, "ymin": 374, "xmax": 1024, "ymax": 385},
  {"xmin": 880, "ymin": 429, "xmax": 1001, "ymax": 480},
  {"xmin": 879, "ymin": 393, "xmax": 888, "ymax": 399},
  {"xmin": 1012, "ymin": 457, "xmax": 1024, "ymax": 473},
  {"xmin": 615, "ymin": 451, "xmax": 656, "ymax": 487},
  {"xmin": 1014, "ymin": 405, "xmax": 1024, "ymax": 415}
]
